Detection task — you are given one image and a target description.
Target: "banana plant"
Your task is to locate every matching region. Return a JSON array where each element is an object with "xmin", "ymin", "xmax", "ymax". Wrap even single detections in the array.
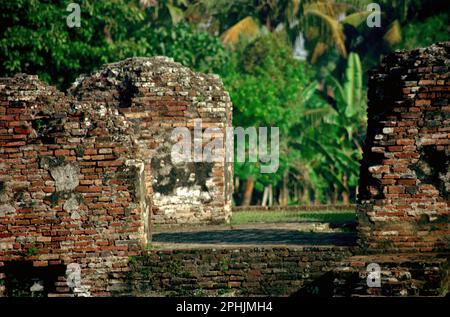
[
  {"xmin": 325, "ymin": 52, "xmax": 364, "ymax": 139},
  {"xmin": 301, "ymin": 52, "xmax": 366, "ymax": 201}
]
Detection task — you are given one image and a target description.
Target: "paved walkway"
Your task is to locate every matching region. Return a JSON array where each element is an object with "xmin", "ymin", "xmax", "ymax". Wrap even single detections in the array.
[{"xmin": 152, "ymin": 223, "xmax": 357, "ymax": 247}]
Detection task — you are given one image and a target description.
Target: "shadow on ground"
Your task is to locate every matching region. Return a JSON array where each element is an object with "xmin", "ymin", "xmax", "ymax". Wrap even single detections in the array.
[{"xmin": 152, "ymin": 229, "xmax": 357, "ymax": 246}]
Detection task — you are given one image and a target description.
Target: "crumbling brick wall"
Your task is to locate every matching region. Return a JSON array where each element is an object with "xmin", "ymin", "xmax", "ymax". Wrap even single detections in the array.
[
  {"xmin": 358, "ymin": 42, "xmax": 450, "ymax": 253},
  {"xmin": 69, "ymin": 57, "xmax": 233, "ymax": 225},
  {"xmin": 0, "ymin": 57, "xmax": 232, "ymax": 296}
]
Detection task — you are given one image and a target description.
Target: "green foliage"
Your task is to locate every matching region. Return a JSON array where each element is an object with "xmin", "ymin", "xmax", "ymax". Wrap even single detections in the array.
[
  {"xmin": 310, "ymin": 52, "xmax": 366, "ymax": 195},
  {"xmin": 223, "ymin": 33, "xmax": 366, "ymax": 203},
  {"xmin": 218, "ymin": 257, "xmax": 230, "ymax": 272},
  {"xmin": 146, "ymin": 243, "xmax": 161, "ymax": 250},
  {"xmin": 218, "ymin": 286, "xmax": 233, "ymax": 295},
  {"xmin": 1, "ymin": 0, "xmax": 447, "ymax": 206},
  {"xmin": 1, "ymin": 0, "xmax": 140, "ymax": 88},
  {"xmin": 135, "ymin": 22, "xmax": 230, "ymax": 75},
  {"xmin": 223, "ymin": 33, "xmax": 323, "ymax": 194},
  {"xmin": 0, "ymin": 0, "xmax": 228, "ymax": 89},
  {"xmin": 396, "ymin": 13, "xmax": 449, "ymax": 50},
  {"xmin": 342, "ymin": 53, "xmax": 363, "ymax": 118},
  {"xmin": 325, "ymin": 52, "xmax": 366, "ymax": 143},
  {"xmin": 26, "ymin": 247, "xmax": 39, "ymax": 257},
  {"xmin": 128, "ymin": 255, "xmax": 138, "ymax": 267}
]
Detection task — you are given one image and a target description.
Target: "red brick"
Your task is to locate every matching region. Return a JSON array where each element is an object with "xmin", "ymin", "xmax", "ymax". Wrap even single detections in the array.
[
  {"xmin": 397, "ymin": 179, "xmax": 416, "ymax": 186},
  {"xmin": 388, "ymin": 186, "xmax": 405, "ymax": 194},
  {"xmin": 14, "ymin": 126, "xmax": 32, "ymax": 134},
  {"xmin": 54, "ymin": 149, "xmax": 70, "ymax": 156},
  {"xmin": 84, "ymin": 148, "xmax": 97, "ymax": 155},
  {"xmin": 33, "ymin": 261, "xmax": 49, "ymax": 267},
  {"xmin": 415, "ymin": 99, "xmax": 431, "ymax": 106},
  {"xmin": 387, "ymin": 146, "xmax": 403, "ymax": 152},
  {"xmin": 76, "ymin": 186, "xmax": 102, "ymax": 193},
  {"xmin": 97, "ymin": 161, "xmax": 123, "ymax": 167},
  {"xmin": 397, "ymin": 139, "xmax": 415, "ymax": 146}
]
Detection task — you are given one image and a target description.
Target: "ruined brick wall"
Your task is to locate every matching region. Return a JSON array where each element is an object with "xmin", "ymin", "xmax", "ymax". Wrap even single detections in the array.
[
  {"xmin": 126, "ymin": 246, "xmax": 353, "ymax": 296},
  {"xmin": 332, "ymin": 254, "xmax": 449, "ymax": 296},
  {"xmin": 126, "ymin": 247, "xmax": 449, "ymax": 297},
  {"xmin": 358, "ymin": 42, "xmax": 450, "ymax": 253},
  {"xmin": 0, "ymin": 74, "xmax": 146, "ymax": 296},
  {"xmin": 0, "ymin": 57, "xmax": 232, "ymax": 296},
  {"xmin": 70, "ymin": 57, "xmax": 232, "ymax": 225}
]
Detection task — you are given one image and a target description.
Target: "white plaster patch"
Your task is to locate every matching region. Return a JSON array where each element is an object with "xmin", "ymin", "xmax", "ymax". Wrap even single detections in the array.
[
  {"xmin": 0, "ymin": 243, "xmax": 13, "ymax": 250},
  {"xmin": 50, "ymin": 163, "xmax": 79, "ymax": 192},
  {"xmin": 30, "ymin": 281, "xmax": 44, "ymax": 293},
  {"xmin": 154, "ymin": 186, "xmax": 212, "ymax": 207},
  {"xmin": 0, "ymin": 204, "xmax": 16, "ymax": 217}
]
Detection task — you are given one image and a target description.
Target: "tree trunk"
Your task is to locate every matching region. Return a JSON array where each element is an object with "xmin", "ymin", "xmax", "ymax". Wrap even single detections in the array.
[
  {"xmin": 265, "ymin": 17, "xmax": 272, "ymax": 31},
  {"xmin": 241, "ymin": 177, "xmax": 254, "ymax": 207},
  {"xmin": 268, "ymin": 184, "xmax": 273, "ymax": 206},
  {"xmin": 332, "ymin": 184, "xmax": 338, "ymax": 204},
  {"xmin": 262, "ymin": 186, "xmax": 269, "ymax": 206},
  {"xmin": 280, "ymin": 171, "xmax": 289, "ymax": 206},
  {"xmin": 293, "ymin": 183, "xmax": 298, "ymax": 203},
  {"xmin": 342, "ymin": 174, "xmax": 350, "ymax": 205},
  {"xmin": 313, "ymin": 191, "xmax": 319, "ymax": 205},
  {"xmin": 302, "ymin": 187, "xmax": 311, "ymax": 205},
  {"xmin": 235, "ymin": 177, "xmax": 240, "ymax": 191}
]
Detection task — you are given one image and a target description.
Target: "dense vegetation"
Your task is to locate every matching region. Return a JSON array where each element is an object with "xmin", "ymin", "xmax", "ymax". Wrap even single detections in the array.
[{"xmin": 1, "ymin": 0, "xmax": 448, "ymax": 206}]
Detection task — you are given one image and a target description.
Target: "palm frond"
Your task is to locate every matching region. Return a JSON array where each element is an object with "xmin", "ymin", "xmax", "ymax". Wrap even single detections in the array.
[
  {"xmin": 310, "ymin": 41, "xmax": 328, "ymax": 63},
  {"xmin": 304, "ymin": 9, "xmax": 347, "ymax": 58},
  {"xmin": 220, "ymin": 16, "xmax": 260, "ymax": 46},
  {"xmin": 166, "ymin": 2, "xmax": 185, "ymax": 25},
  {"xmin": 384, "ymin": 20, "xmax": 402, "ymax": 45},
  {"xmin": 342, "ymin": 11, "xmax": 372, "ymax": 27}
]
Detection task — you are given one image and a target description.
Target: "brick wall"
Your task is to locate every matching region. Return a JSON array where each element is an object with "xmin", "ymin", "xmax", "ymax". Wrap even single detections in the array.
[
  {"xmin": 69, "ymin": 57, "xmax": 233, "ymax": 225},
  {"xmin": 358, "ymin": 42, "xmax": 450, "ymax": 253},
  {"xmin": 125, "ymin": 247, "xmax": 449, "ymax": 297},
  {"xmin": 125, "ymin": 246, "xmax": 353, "ymax": 296},
  {"xmin": 0, "ymin": 57, "xmax": 232, "ymax": 296},
  {"xmin": 333, "ymin": 254, "xmax": 449, "ymax": 296}
]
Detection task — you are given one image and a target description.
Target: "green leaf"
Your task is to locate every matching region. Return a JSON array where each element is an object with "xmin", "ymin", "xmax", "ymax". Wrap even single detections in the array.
[
  {"xmin": 301, "ymin": 82, "xmax": 318, "ymax": 103},
  {"xmin": 166, "ymin": 3, "xmax": 185, "ymax": 25},
  {"xmin": 341, "ymin": 11, "xmax": 372, "ymax": 28},
  {"xmin": 343, "ymin": 52, "xmax": 362, "ymax": 118}
]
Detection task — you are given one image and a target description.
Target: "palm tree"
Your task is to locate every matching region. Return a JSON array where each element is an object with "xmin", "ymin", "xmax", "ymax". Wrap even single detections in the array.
[{"xmin": 202, "ymin": 0, "xmax": 403, "ymax": 64}]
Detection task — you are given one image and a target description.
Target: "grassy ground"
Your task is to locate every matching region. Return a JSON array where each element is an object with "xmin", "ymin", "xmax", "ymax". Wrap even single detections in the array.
[{"xmin": 230, "ymin": 210, "xmax": 356, "ymax": 226}]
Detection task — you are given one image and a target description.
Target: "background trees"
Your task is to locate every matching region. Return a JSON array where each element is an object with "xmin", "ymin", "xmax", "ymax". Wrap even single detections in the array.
[
  {"xmin": 0, "ymin": 0, "xmax": 228, "ymax": 89},
  {"xmin": 1, "ymin": 0, "xmax": 448, "ymax": 206}
]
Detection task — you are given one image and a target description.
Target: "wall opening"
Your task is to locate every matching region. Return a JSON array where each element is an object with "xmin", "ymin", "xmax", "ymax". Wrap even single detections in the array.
[{"xmin": 2, "ymin": 262, "xmax": 66, "ymax": 297}]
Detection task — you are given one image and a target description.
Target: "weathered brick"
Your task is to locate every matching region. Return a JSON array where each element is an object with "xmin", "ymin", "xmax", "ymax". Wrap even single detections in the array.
[
  {"xmin": 0, "ymin": 57, "xmax": 233, "ymax": 297},
  {"xmin": 358, "ymin": 42, "xmax": 450, "ymax": 254}
]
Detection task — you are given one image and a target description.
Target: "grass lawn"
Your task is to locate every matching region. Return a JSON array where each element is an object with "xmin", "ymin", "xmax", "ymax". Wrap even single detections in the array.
[{"xmin": 230, "ymin": 210, "xmax": 356, "ymax": 225}]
